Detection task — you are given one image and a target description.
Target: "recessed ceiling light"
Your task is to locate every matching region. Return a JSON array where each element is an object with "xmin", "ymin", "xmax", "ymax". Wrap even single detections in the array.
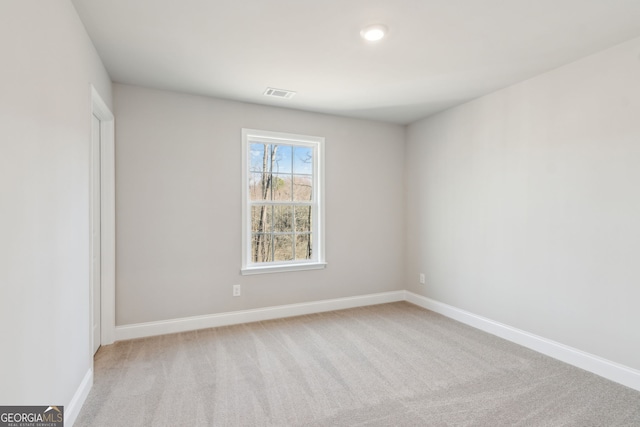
[{"xmin": 360, "ymin": 24, "xmax": 388, "ymax": 42}]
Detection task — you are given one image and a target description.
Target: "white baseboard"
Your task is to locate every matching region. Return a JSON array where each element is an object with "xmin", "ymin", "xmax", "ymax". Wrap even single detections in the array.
[
  {"xmin": 404, "ymin": 291, "xmax": 640, "ymax": 392},
  {"xmin": 65, "ymin": 368, "xmax": 92, "ymax": 427},
  {"xmin": 110, "ymin": 289, "xmax": 639, "ymax": 392},
  {"xmin": 115, "ymin": 291, "xmax": 405, "ymax": 341}
]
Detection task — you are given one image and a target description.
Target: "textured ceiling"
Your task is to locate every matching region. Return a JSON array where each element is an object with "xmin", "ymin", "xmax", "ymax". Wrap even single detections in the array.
[{"xmin": 73, "ymin": 0, "xmax": 640, "ymax": 124}]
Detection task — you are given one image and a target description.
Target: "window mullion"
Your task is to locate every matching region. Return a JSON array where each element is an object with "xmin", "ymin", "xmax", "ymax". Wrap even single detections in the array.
[{"xmin": 292, "ymin": 206, "xmax": 297, "ymax": 260}]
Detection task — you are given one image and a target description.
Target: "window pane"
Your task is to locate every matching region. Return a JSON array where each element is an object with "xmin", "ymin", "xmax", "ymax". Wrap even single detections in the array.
[
  {"xmin": 251, "ymin": 205, "xmax": 272, "ymax": 232},
  {"xmin": 273, "ymin": 145, "xmax": 292, "ymax": 173},
  {"xmin": 273, "ymin": 205, "xmax": 293, "ymax": 232},
  {"xmin": 293, "ymin": 175, "xmax": 312, "ymax": 201},
  {"xmin": 249, "ymin": 143, "xmax": 269, "ymax": 173},
  {"xmin": 249, "ymin": 172, "xmax": 270, "ymax": 201},
  {"xmin": 252, "ymin": 233, "xmax": 273, "ymax": 263},
  {"xmin": 272, "ymin": 173, "xmax": 292, "ymax": 201},
  {"xmin": 295, "ymin": 234, "xmax": 312, "ymax": 260},
  {"xmin": 293, "ymin": 146, "xmax": 313, "ymax": 174},
  {"xmin": 274, "ymin": 234, "xmax": 293, "ymax": 261},
  {"xmin": 294, "ymin": 206, "xmax": 311, "ymax": 232}
]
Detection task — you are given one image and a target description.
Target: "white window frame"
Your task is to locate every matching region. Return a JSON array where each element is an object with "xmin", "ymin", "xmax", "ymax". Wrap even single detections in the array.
[{"xmin": 241, "ymin": 128, "xmax": 326, "ymax": 275}]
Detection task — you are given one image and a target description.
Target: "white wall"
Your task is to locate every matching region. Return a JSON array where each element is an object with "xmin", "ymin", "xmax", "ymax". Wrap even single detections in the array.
[
  {"xmin": 114, "ymin": 84, "xmax": 405, "ymax": 325},
  {"xmin": 0, "ymin": 0, "xmax": 112, "ymax": 411},
  {"xmin": 406, "ymin": 36, "xmax": 640, "ymax": 371}
]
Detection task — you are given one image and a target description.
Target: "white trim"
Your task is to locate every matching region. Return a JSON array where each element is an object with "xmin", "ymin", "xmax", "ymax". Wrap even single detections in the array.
[
  {"xmin": 241, "ymin": 261, "xmax": 327, "ymax": 275},
  {"xmin": 107, "ymin": 288, "xmax": 640, "ymax": 392},
  {"xmin": 65, "ymin": 368, "xmax": 93, "ymax": 427},
  {"xmin": 106, "ymin": 286, "xmax": 640, "ymax": 393},
  {"xmin": 317, "ymin": 133, "xmax": 325, "ymax": 266},
  {"xmin": 115, "ymin": 291, "xmax": 404, "ymax": 341},
  {"xmin": 241, "ymin": 128, "xmax": 325, "ymax": 274},
  {"xmin": 404, "ymin": 291, "xmax": 640, "ymax": 392},
  {"xmin": 91, "ymin": 86, "xmax": 116, "ymax": 346}
]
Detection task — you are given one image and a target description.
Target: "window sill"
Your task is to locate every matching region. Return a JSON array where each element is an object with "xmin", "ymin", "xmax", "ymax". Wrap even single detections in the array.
[{"xmin": 241, "ymin": 262, "xmax": 327, "ymax": 275}]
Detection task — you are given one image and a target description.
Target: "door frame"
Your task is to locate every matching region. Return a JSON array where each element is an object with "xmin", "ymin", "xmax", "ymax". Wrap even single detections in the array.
[{"xmin": 91, "ymin": 85, "xmax": 115, "ymax": 347}]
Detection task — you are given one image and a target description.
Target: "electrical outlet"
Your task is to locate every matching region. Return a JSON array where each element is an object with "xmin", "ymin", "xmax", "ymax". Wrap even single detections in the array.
[
  {"xmin": 419, "ymin": 273, "xmax": 425, "ymax": 284},
  {"xmin": 233, "ymin": 284, "xmax": 241, "ymax": 297}
]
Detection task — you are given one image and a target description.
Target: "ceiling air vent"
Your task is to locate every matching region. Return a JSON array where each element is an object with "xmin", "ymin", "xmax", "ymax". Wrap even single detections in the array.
[{"xmin": 264, "ymin": 87, "xmax": 296, "ymax": 99}]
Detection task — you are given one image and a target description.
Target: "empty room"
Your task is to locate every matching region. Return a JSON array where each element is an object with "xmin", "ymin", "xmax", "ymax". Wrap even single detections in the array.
[{"xmin": 2, "ymin": 0, "xmax": 640, "ymax": 425}]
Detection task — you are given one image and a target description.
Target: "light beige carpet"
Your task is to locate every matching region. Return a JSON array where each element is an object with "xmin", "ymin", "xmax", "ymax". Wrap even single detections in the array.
[{"xmin": 76, "ymin": 302, "xmax": 640, "ymax": 426}]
